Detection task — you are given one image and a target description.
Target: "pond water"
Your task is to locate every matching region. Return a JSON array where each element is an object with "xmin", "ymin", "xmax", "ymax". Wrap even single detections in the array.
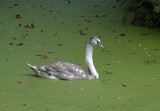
[{"xmin": 0, "ymin": 0, "xmax": 160, "ymax": 111}]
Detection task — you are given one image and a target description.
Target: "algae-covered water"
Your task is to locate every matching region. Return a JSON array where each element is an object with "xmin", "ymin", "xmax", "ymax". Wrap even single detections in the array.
[{"xmin": 0, "ymin": 0, "xmax": 160, "ymax": 111}]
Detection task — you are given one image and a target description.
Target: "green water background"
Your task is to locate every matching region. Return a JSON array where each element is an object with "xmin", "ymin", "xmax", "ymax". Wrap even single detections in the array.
[{"xmin": 0, "ymin": 0, "xmax": 160, "ymax": 111}]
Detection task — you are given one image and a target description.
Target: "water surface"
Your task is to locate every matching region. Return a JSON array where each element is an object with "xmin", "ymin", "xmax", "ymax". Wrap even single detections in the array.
[{"xmin": 0, "ymin": 0, "xmax": 160, "ymax": 111}]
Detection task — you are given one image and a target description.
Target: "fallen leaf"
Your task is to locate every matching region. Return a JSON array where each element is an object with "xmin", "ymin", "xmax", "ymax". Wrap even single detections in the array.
[
  {"xmin": 17, "ymin": 80, "xmax": 23, "ymax": 84},
  {"xmin": 79, "ymin": 29, "xmax": 86, "ymax": 35},
  {"xmin": 116, "ymin": 96, "xmax": 122, "ymax": 100},
  {"xmin": 37, "ymin": 54, "xmax": 48, "ymax": 59},
  {"xmin": 84, "ymin": 20, "xmax": 92, "ymax": 22},
  {"xmin": 80, "ymin": 88, "xmax": 85, "ymax": 91},
  {"xmin": 14, "ymin": 3, "xmax": 18, "ymax": 6},
  {"xmin": 9, "ymin": 42, "xmax": 13, "ymax": 45},
  {"xmin": 57, "ymin": 43, "xmax": 63, "ymax": 46},
  {"xmin": 16, "ymin": 43, "xmax": 23, "ymax": 46},
  {"xmin": 151, "ymin": 48, "xmax": 159, "ymax": 51},
  {"xmin": 23, "ymin": 23, "xmax": 35, "ymax": 29},
  {"xmin": 15, "ymin": 14, "xmax": 21, "ymax": 19},
  {"xmin": 119, "ymin": 33, "xmax": 125, "ymax": 36},
  {"xmin": 105, "ymin": 70, "xmax": 112, "ymax": 74},
  {"xmin": 126, "ymin": 40, "xmax": 132, "ymax": 42},
  {"xmin": 144, "ymin": 84, "xmax": 149, "ymax": 87},
  {"xmin": 147, "ymin": 54, "xmax": 152, "ymax": 58},
  {"xmin": 122, "ymin": 83, "xmax": 127, "ymax": 87},
  {"xmin": 48, "ymin": 51, "xmax": 54, "ymax": 54}
]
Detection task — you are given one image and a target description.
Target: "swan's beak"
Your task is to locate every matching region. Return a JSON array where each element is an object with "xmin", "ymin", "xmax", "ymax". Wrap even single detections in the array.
[{"xmin": 97, "ymin": 41, "xmax": 104, "ymax": 48}]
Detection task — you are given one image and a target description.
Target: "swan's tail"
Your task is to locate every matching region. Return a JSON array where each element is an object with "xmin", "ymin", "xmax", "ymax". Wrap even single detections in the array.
[{"xmin": 27, "ymin": 63, "xmax": 40, "ymax": 74}]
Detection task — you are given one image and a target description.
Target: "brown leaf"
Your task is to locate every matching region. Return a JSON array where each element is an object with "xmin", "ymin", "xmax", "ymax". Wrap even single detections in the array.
[
  {"xmin": 116, "ymin": 96, "xmax": 122, "ymax": 100},
  {"xmin": 37, "ymin": 54, "xmax": 48, "ymax": 59},
  {"xmin": 144, "ymin": 84, "xmax": 149, "ymax": 87},
  {"xmin": 23, "ymin": 23, "xmax": 35, "ymax": 29},
  {"xmin": 79, "ymin": 29, "xmax": 86, "ymax": 35},
  {"xmin": 48, "ymin": 51, "xmax": 54, "ymax": 54},
  {"xmin": 15, "ymin": 14, "xmax": 21, "ymax": 19},
  {"xmin": 17, "ymin": 80, "xmax": 23, "ymax": 84}
]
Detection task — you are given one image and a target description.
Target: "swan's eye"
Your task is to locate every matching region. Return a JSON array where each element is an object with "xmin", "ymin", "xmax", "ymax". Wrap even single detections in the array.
[
  {"xmin": 96, "ymin": 40, "xmax": 104, "ymax": 48},
  {"xmin": 96, "ymin": 40, "xmax": 100, "ymax": 45}
]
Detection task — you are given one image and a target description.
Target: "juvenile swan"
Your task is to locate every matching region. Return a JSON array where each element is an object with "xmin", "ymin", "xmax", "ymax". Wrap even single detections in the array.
[{"xmin": 27, "ymin": 36, "xmax": 104, "ymax": 80}]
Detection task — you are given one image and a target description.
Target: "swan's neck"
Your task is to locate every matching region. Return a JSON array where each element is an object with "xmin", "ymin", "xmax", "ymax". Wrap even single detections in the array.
[{"xmin": 85, "ymin": 43, "xmax": 99, "ymax": 79}]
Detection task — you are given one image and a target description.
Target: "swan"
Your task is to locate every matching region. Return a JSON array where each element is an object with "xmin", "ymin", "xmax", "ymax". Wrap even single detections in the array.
[{"xmin": 27, "ymin": 36, "xmax": 104, "ymax": 80}]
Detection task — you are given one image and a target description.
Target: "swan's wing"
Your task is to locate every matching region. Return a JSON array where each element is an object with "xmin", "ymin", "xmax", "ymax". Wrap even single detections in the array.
[{"xmin": 37, "ymin": 62, "xmax": 88, "ymax": 80}]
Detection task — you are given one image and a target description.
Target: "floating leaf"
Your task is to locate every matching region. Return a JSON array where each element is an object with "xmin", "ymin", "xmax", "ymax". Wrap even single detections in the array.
[
  {"xmin": 17, "ymin": 80, "xmax": 23, "ymax": 84},
  {"xmin": 116, "ymin": 96, "xmax": 122, "ymax": 100},
  {"xmin": 79, "ymin": 29, "xmax": 86, "ymax": 35},
  {"xmin": 126, "ymin": 39, "xmax": 132, "ymax": 42},
  {"xmin": 37, "ymin": 54, "xmax": 48, "ymax": 59},
  {"xmin": 119, "ymin": 33, "xmax": 125, "ymax": 36},
  {"xmin": 144, "ymin": 84, "xmax": 149, "ymax": 87},
  {"xmin": 23, "ymin": 23, "xmax": 35, "ymax": 29},
  {"xmin": 57, "ymin": 43, "xmax": 63, "ymax": 46},
  {"xmin": 122, "ymin": 83, "xmax": 127, "ymax": 87},
  {"xmin": 105, "ymin": 70, "xmax": 112, "ymax": 74},
  {"xmin": 14, "ymin": 4, "xmax": 18, "ymax": 6},
  {"xmin": 9, "ymin": 42, "xmax": 13, "ymax": 45},
  {"xmin": 84, "ymin": 20, "xmax": 92, "ymax": 23},
  {"xmin": 80, "ymin": 88, "xmax": 85, "ymax": 91},
  {"xmin": 16, "ymin": 43, "xmax": 23, "ymax": 46},
  {"xmin": 151, "ymin": 48, "xmax": 159, "ymax": 51},
  {"xmin": 15, "ymin": 14, "xmax": 21, "ymax": 19}
]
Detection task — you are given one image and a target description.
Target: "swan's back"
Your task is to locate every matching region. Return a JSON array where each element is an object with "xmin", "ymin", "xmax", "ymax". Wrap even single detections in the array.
[
  {"xmin": 37, "ymin": 62, "xmax": 89, "ymax": 80},
  {"xmin": 27, "ymin": 36, "xmax": 104, "ymax": 80}
]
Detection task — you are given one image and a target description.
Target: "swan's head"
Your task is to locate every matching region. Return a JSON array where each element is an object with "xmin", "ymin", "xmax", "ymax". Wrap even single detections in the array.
[{"xmin": 89, "ymin": 36, "xmax": 104, "ymax": 48}]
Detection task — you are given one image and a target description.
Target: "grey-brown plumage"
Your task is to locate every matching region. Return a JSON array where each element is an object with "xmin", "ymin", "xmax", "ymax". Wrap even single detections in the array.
[{"xmin": 27, "ymin": 36, "xmax": 104, "ymax": 80}]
